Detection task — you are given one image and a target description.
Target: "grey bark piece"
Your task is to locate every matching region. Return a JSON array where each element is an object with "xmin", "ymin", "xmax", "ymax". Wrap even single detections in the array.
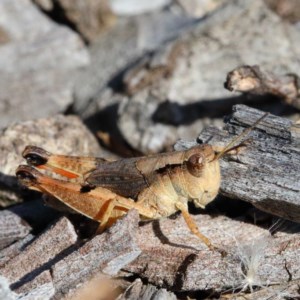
[
  {"xmin": 117, "ymin": 0, "xmax": 300, "ymax": 153},
  {"xmin": 16, "ymin": 281, "xmax": 55, "ymax": 300},
  {"xmin": 0, "ymin": 0, "xmax": 89, "ymax": 129},
  {"xmin": 123, "ymin": 41, "xmax": 184, "ymax": 96},
  {"xmin": 124, "ymin": 213, "xmax": 300, "ymax": 292},
  {"xmin": 73, "ymin": 11, "xmax": 196, "ymax": 117},
  {"xmin": 135, "ymin": 8, "xmax": 196, "ymax": 52},
  {"xmin": 118, "ymin": 279, "xmax": 176, "ymax": 300},
  {"xmin": 0, "ymin": 235, "xmax": 34, "ymax": 268},
  {"xmin": 51, "ymin": 209, "xmax": 141, "ymax": 299},
  {"xmin": 195, "ymin": 105, "xmax": 300, "ymax": 222},
  {"xmin": 15, "ymin": 270, "xmax": 53, "ymax": 294},
  {"xmin": 0, "ymin": 217, "xmax": 77, "ymax": 288},
  {"xmin": 73, "ymin": 18, "xmax": 143, "ymax": 116},
  {"xmin": 0, "ymin": 211, "xmax": 31, "ymax": 250},
  {"xmin": 0, "ymin": 114, "xmax": 102, "ymax": 206}
]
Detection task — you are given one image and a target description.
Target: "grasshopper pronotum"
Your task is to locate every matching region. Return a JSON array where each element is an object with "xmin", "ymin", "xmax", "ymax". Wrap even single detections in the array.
[{"xmin": 16, "ymin": 113, "xmax": 268, "ymax": 253}]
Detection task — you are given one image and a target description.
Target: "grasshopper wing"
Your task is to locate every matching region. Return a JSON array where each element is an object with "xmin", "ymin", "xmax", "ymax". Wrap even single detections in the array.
[{"xmin": 86, "ymin": 157, "xmax": 148, "ymax": 198}]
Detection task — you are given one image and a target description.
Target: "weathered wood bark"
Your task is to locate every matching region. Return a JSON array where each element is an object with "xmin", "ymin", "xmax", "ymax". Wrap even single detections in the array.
[
  {"xmin": 225, "ymin": 65, "xmax": 300, "ymax": 109},
  {"xmin": 123, "ymin": 212, "xmax": 300, "ymax": 296},
  {"xmin": 118, "ymin": 279, "xmax": 176, "ymax": 300},
  {"xmin": 0, "ymin": 217, "xmax": 77, "ymax": 289},
  {"xmin": 0, "ymin": 211, "xmax": 31, "ymax": 250},
  {"xmin": 176, "ymin": 104, "xmax": 300, "ymax": 223},
  {"xmin": 51, "ymin": 209, "xmax": 141, "ymax": 299},
  {"xmin": 0, "ymin": 234, "xmax": 34, "ymax": 268},
  {"xmin": 0, "ymin": 211, "xmax": 141, "ymax": 299},
  {"xmin": 16, "ymin": 271, "xmax": 55, "ymax": 299}
]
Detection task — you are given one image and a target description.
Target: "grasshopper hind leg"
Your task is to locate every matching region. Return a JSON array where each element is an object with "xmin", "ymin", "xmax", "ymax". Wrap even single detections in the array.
[
  {"xmin": 94, "ymin": 199, "xmax": 124, "ymax": 233},
  {"xmin": 16, "ymin": 165, "xmax": 157, "ymax": 231},
  {"xmin": 22, "ymin": 145, "xmax": 105, "ymax": 181}
]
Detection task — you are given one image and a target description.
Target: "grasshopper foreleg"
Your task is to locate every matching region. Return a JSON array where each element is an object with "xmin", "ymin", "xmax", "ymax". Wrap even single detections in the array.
[
  {"xmin": 175, "ymin": 202, "xmax": 226, "ymax": 255},
  {"xmin": 175, "ymin": 202, "xmax": 212, "ymax": 249}
]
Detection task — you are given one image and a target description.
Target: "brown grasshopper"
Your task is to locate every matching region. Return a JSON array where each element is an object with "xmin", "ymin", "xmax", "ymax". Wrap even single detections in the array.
[{"xmin": 16, "ymin": 113, "xmax": 267, "ymax": 252}]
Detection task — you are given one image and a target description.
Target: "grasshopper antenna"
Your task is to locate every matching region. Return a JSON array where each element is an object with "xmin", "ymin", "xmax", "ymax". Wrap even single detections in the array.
[{"xmin": 214, "ymin": 112, "xmax": 269, "ymax": 161}]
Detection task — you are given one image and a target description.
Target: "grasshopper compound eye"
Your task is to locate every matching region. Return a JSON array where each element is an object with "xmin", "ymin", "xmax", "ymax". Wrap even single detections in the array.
[
  {"xmin": 22, "ymin": 146, "xmax": 50, "ymax": 166},
  {"xmin": 186, "ymin": 153, "xmax": 205, "ymax": 177}
]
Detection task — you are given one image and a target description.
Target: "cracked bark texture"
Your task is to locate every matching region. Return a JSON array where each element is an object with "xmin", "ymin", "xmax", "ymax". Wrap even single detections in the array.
[
  {"xmin": 123, "ymin": 213, "xmax": 300, "ymax": 296},
  {"xmin": 176, "ymin": 104, "xmax": 300, "ymax": 223},
  {"xmin": 117, "ymin": 279, "xmax": 176, "ymax": 300},
  {"xmin": 0, "ymin": 211, "xmax": 141, "ymax": 299},
  {"xmin": 51, "ymin": 210, "xmax": 141, "ymax": 299},
  {"xmin": 0, "ymin": 211, "xmax": 31, "ymax": 250},
  {"xmin": 0, "ymin": 217, "xmax": 77, "ymax": 288}
]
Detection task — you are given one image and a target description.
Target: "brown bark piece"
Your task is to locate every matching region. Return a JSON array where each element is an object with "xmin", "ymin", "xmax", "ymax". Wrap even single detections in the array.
[
  {"xmin": 0, "ymin": 217, "xmax": 77, "ymax": 289},
  {"xmin": 51, "ymin": 209, "xmax": 141, "ymax": 299},
  {"xmin": 118, "ymin": 279, "xmax": 176, "ymax": 300},
  {"xmin": 225, "ymin": 65, "xmax": 300, "ymax": 109},
  {"xmin": 265, "ymin": 0, "xmax": 300, "ymax": 23},
  {"xmin": 123, "ymin": 41, "xmax": 184, "ymax": 95},
  {"xmin": 0, "ymin": 211, "xmax": 31, "ymax": 250},
  {"xmin": 34, "ymin": 0, "xmax": 116, "ymax": 42},
  {"xmin": 123, "ymin": 213, "xmax": 300, "ymax": 294}
]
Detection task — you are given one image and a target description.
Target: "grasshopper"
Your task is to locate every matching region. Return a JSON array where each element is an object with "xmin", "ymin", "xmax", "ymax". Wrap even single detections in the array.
[{"xmin": 16, "ymin": 113, "xmax": 268, "ymax": 253}]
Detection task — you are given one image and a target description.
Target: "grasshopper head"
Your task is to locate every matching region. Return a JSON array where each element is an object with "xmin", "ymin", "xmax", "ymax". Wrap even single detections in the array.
[
  {"xmin": 182, "ymin": 145, "xmax": 221, "ymax": 209},
  {"xmin": 184, "ymin": 145, "xmax": 216, "ymax": 177}
]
